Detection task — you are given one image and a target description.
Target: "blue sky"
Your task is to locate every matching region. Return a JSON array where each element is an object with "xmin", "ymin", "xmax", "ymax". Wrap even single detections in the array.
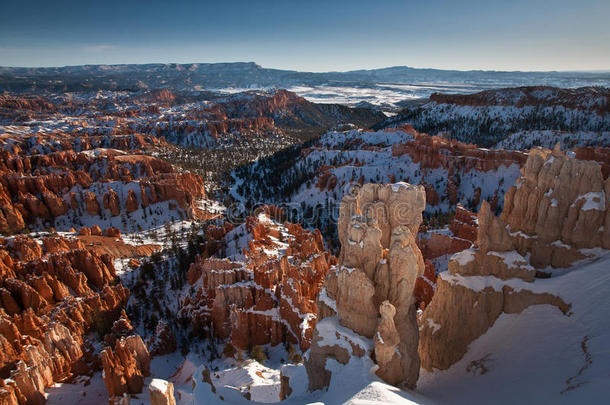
[{"xmin": 1, "ymin": 0, "xmax": 609, "ymax": 71}]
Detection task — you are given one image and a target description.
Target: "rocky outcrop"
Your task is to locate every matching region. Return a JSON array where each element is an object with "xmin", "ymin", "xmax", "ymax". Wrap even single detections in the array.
[
  {"xmin": 103, "ymin": 188, "xmax": 121, "ymax": 216},
  {"xmin": 500, "ymin": 146, "xmax": 609, "ymax": 265},
  {"xmin": 0, "ymin": 234, "xmax": 132, "ymax": 404},
  {"xmin": 101, "ymin": 335, "xmax": 151, "ymax": 398},
  {"xmin": 0, "ymin": 140, "xmax": 208, "ymax": 233},
  {"xmin": 125, "ymin": 189, "xmax": 139, "ymax": 212},
  {"xmin": 180, "ymin": 210, "xmax": 333, "ymax": 351},
  {"xmin": 417, "ymin": 205, "xmax": 477, "ymax": 262},
  {"xmin": 148, "ymin": 379, "xmax": 176, "ymax": 405},
  {"xmin": 418, "ymin": 146, "xmax": 608, "ymax": 371},
  {"xmin": 306, "ymin": 183, "xmax": 426, "ymax": 390},
  {"xmin": 391, "ymin": 129, "xmax": 527, "ymax": 174},
  {"xmin": 419, "ymin": 272, "xmax": 570, "ymax": 371},
  {"xmin": 413, "ymin": 260, "xmax": 436, "ymax": 309}
]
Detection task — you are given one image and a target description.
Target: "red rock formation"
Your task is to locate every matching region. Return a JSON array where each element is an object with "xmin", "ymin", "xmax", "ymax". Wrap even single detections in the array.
[
  {"xmin": 180, "ymin": 210, "xmax": 332, "ymax": 351},
  {"xmin": 421, "ymin": 182, "xmax": 439, "ymax": 206},
  {"xmin": 103, "ymin": 188, "xmax": 121, "ymax": 216},
  {"xmin": 84, "ymin": 192, "xmax": 101, "ymax": 215},
  {"xmin": 414, "ymin": 260, "xmax": 436, "ymax": 309},
  {"xmin": 101, "ymin": 335, "xmax": 151, "ymax": 398},
  {"xmin": 0, "ymin": 234, "xmax": 132, "ymax": 404},
  {"xmin": 125, "ymin": 189, "xmax": 139, "ymax": 212},
  {"xmin": 391, "ymin": 131, "xmax": 527, "ymax": 172},
  {"xmin": 574, "ymin": 146, "xmax": 610, "ymax": 178},
  {"xmin": 0, "ymin": 135, "xmax": 207, "ymax": 231},
  {"xmin": 414, "ymin": 204, "xmax": 477, "ymax": 307},
  {"xmin": 105, "ymin": 227, "xmax": 121, "ymax": 238},
  {"xmin": 449, "ymin": 204, "xmax": 478, "ymax": 242}
]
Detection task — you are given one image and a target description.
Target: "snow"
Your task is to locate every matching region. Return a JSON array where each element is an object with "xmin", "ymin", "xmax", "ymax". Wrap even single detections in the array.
[
  {"xmin": 45, "ymin": 373, "xmax": 108, "ymax": 405},
  {"xmin": 486, "ymin": 250, "xmax": 532, "ymax": 269},
  {"xmin": 439, "ymin": 272, "xmax": 508, "ymax": 293},
  {"xmin": 318, "ymin": 287, "xmax": 338, "ymax": 312},
  {"xmin": 575, "ymin": 192, "xmax": 606, "ymax": 212},
  {"xmin": 316, "ymin": 316, "xmax": 371, "ymax": 355},
  {"xmin": 452, "ymin": 248, "xmax": 476, "ymax": 266},
  {"xmin": 150, "ymin": 378, "xmax": 170, "ymax": 393},
  {"xmin": 495, "ymin": 130, "xmax": 610, "ymax": 150},
  {"xmin": 419, "ymin": 251, "xmax": 610, "ymax": 404},
  {"xmin": 426, "ymin": 319, "xmax": 441, "ymax": 335},
  {"xmin": 391, "ymin": 182, "xmax": 413, "ymax": 192}
]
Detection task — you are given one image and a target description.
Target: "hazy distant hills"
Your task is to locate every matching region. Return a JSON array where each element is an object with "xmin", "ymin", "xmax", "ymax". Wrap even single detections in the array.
[{"xmin": 1, "ymin": 62, "xmax": 609, "ymax": 93}]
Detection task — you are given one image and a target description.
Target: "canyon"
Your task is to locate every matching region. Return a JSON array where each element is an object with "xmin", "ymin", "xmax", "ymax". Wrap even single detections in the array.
[{"xmin": 0, "ymin": 82, "xmax": 608, "ymax": 405}]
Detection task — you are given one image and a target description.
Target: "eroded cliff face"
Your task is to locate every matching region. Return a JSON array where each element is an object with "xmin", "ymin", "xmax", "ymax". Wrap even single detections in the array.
[
  {"xmin": 501, "ymin": 146, "xmax": 609, "ymax": 265},
  {"xmin": 415, "ymin": 204, "xmax": 478, "ymax": 308},
  {"xmin": 0, "ymin": 234, "xmax": 136, "ymax": 405},
  {"xmin": 418, "ymin": 146, "xmax": 608, "ymax": 371},
  {"xmin": 306, "ymin": 183, "xmax": 426, "ymax": 390},
  {"xmin": 0, "ymin": 136, "xmax": 207, "ymax": 234},
  {"xmin": 180, "ymin": 207, "xmax": 334, "ymax": 352}
]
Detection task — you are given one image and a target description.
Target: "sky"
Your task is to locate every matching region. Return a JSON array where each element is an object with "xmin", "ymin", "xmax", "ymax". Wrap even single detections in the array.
[{"xmin": 0, "ymin": 0, "xmax": 609, "ymax": 72}]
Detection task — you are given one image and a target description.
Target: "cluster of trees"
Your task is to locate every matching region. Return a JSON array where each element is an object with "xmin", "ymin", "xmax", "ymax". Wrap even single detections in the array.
[{"xmin": 126, "ymin": 221, "xmax": 208, "ymax": 344}]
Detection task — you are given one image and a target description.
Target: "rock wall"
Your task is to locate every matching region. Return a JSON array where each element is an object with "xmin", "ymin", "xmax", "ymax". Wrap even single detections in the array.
[
  {"xmin": 418, "ymin": 146, "xmax": 608, "ymax": 371},
  {"xmin": 306, "ymin": 183, "xmax": 426, "ymax": 390},
  {"xmin": 500, "ymin": 145, "xmax": 609, "ymax": 266},
  {"xmin": 391, "ymin": 130, "xmax": 527, "ymax": 173},
  {"xmin": 148, "ymin": 378, "xmax": 176, "ymax": 405}
]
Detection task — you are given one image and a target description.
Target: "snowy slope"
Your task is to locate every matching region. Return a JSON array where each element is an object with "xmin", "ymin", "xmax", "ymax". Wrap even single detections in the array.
[
  {"xmin": 494, "ymin": 130, "xmax": 610, "ymax": 150},
  {"xmin": 385, "ymin": 87, "xmax": 610, "ymax": 147},
  {"xmin": 418, "ymin": 251, "xmax": 610, "ymax": 404},
  {"xmin": 231, "ymin": 128, "xmax": 521, "ymax": 241}
]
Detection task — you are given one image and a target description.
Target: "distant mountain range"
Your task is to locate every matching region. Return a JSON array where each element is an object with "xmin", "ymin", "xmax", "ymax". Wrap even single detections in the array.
[{"xmin": 1, "ymin": 62, "xmax": 609, "ymax": 94}]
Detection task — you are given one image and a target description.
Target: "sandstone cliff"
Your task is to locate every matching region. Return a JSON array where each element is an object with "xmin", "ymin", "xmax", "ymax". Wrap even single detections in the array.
[
  {"xmin": 306, "ymin": 183, "xmax": 426, "ymax": 390},
  {"xmin": 418, "ymin": 146, "xmax": 608, "ymax": 371},
  {"xmin": 0, "ymin": 135, "xmax": 207, "ymax": 235}
]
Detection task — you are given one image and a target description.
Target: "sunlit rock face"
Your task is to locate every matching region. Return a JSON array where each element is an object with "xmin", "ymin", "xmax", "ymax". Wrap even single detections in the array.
[
  {"xmin": 306, "ymin": 183, "xmax": 426, "ymax": 390},
  {"xmin": 0, "ymin": 234, "xmax": 133, "ymax": 404},
  {"xmin": 180, "ymin": 206, "xmax": 334, "ymax": 352},
  {"xmin": 0, "ymin": 129, "xmax": 208, "ymax": 235},
  {"xmin": 418, "ymin": 146, "xmax": 608, "ymax": 371}
]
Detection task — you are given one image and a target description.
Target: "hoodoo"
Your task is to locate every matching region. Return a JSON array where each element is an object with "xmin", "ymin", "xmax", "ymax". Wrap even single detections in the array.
[{"xmin": 306, "ymin": 183, "xmax": 426, "ymax": 390}]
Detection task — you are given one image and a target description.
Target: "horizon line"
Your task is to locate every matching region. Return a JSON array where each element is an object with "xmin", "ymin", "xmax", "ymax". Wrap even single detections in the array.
[{"xmin": 1, "ymin": 61, "xmax": 609, "ymax": 75}]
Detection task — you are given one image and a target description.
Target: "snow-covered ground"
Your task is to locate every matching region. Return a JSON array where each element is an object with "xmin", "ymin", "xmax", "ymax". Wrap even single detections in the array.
[
  {"xmin": 418, "ymin": 251, "xmax": 610, "ymax": 404},
  {"xmin": 494, "ymin": 130, "xmax": 610, "ymax": 150}
]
